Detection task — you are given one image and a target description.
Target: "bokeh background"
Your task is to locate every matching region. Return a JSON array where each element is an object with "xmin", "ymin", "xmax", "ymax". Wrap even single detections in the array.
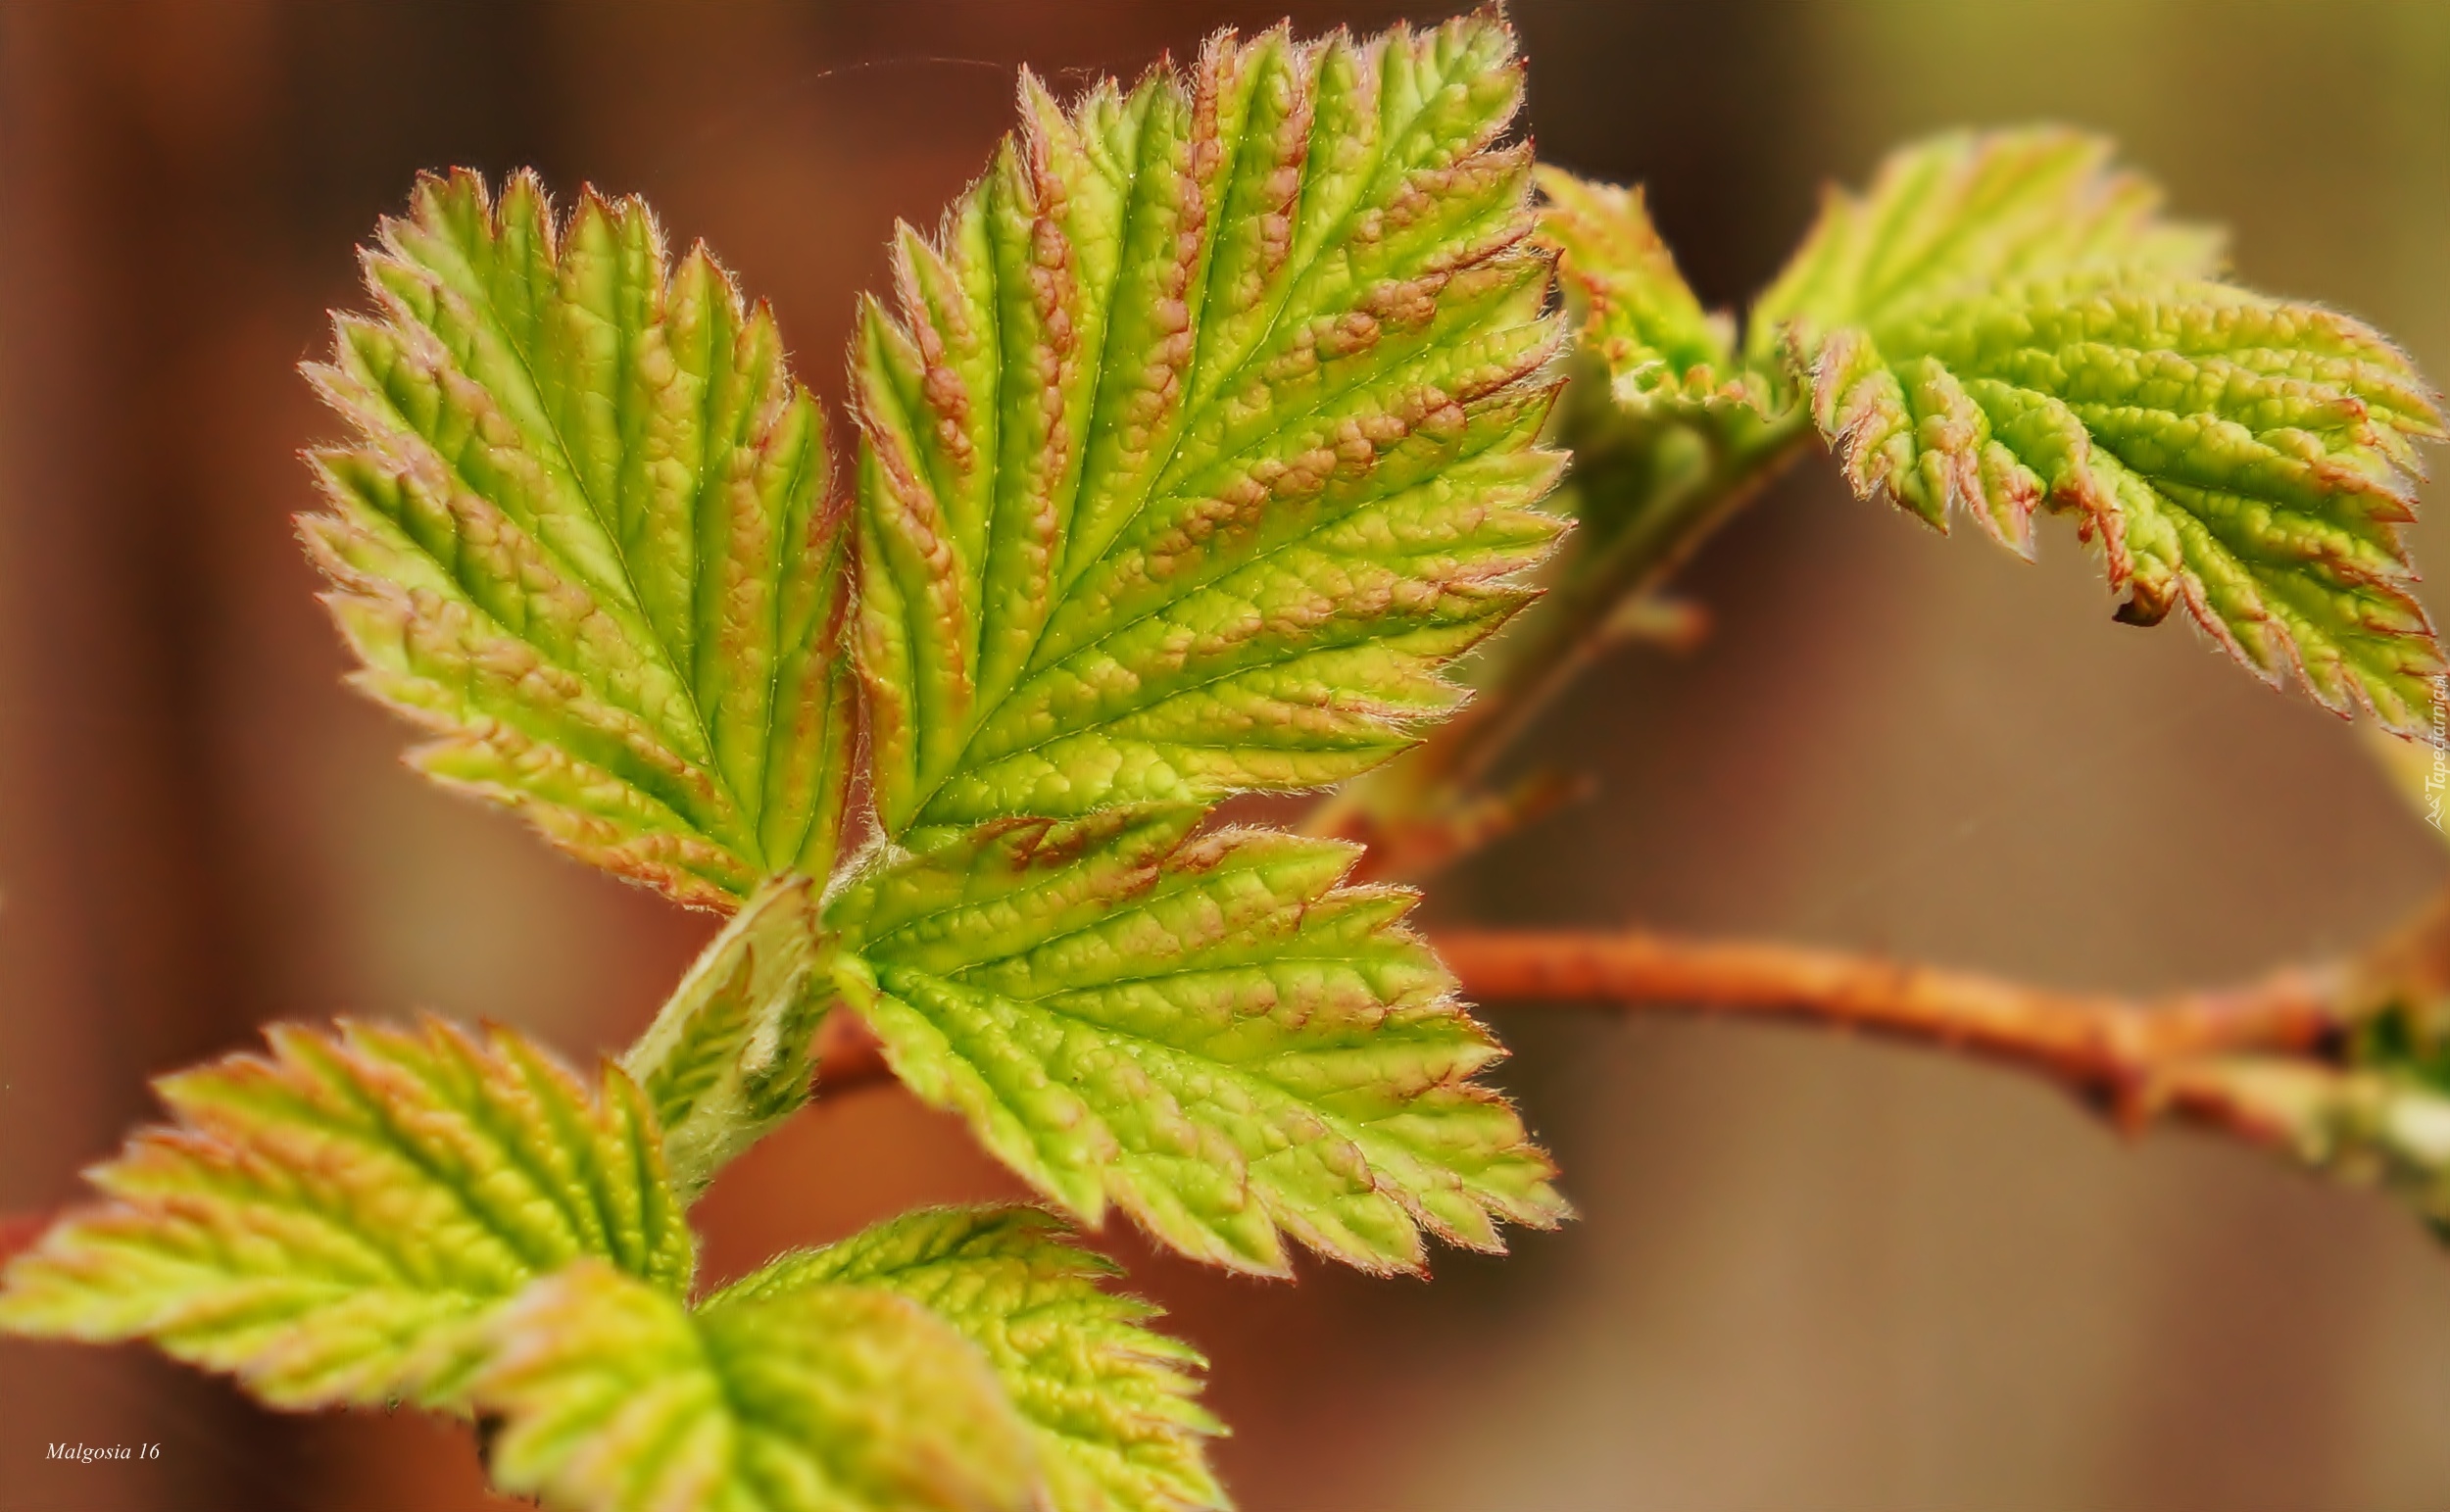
[{"xmin": 4, "ymin": 1, "xmax": 2448, "ymax": 1507}]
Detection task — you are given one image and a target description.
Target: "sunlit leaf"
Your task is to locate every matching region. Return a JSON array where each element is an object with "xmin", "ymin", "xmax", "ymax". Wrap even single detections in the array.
[
  {"xmin": 1534, "ymin": 167, "xmax": 1760, "ymax": 418},
  {"xmin": 1756, "ymin": 128, "xmax": 2443, "ymax": 726},
  {"xmin": 825, "ymin": 805, "xmax": 1566, "ymax": 1277},
  {"xmin": 303, "ymin": 169, "xmax": 856, "ymax": 907},
  {"xmin": 1750, "ymin": 126, "xmax": 2227, "ymax": 353},
  {"xmin": 472, "ymin": 1259, "xmax": 1039, "ymax": 1512},
  {"xmin": 0, "ymin": 1019, "xmax": 692, "ymax": 1410},
  {"xmin": 715, "ymin": 1206, "xmax": 1222, "ymax": 1512},
  {"xmin": 853, "ymin": 11, "xmax": 1565, "ymax": 841}
]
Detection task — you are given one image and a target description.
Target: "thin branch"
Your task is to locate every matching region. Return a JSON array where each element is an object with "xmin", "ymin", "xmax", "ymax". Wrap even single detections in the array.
[
  {"xmin": 1305, "ymin": 408, "xmax": 1814, "ymax": 879},
  {"xmin": 1432, "ymin": 927, "xmax": 2350, "ymax": 1129},
  {"xmin": 2146, "ymin": 1056, "xmax": 2343, "ymax": 1152}
]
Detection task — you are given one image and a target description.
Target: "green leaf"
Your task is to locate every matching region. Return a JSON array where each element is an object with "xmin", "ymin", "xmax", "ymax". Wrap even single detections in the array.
[
  {"xmin": 471, "ymin": 1258, "xmax": 1040, "ymax": 1512},
  {"xmin": 1534, "ymin": 167, "xmax": 1761, "ymax": 418},
  {"xmin": 1756, "ymin": 128, "xmax": 2444, "ymax": 727},
  {"xmin": 853, "ymin": 13, "xmax": 1566, "ymax": 841},
  {"xmin": 0, "ymin": 1018, "xmax": 692, "ymax": 1410},
  {"xmin": 1750, "ymin": 127, "xmax": 2226, "ymax": 356},
  {"xmin": 302, "ymin": 169, "xmax": 856, "ymax": 908},
  {"xmin": 622, "ymin": 874, "xmax": 839, "ymax": 1199},
  {"xmin": 824, "ymin": 805, "xmax": 1567, "ymax": 1277},
  {"xmin": 712, "ymin": 1206, "xmax": 1223, "ymax": 1512}
]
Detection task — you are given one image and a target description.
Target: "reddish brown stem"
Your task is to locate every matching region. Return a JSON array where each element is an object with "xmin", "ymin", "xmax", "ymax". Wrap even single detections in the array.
[
  {"xmin": 2144, "ymin": 1057, "xmax": 2336, "ymax": 1151},
  {"xmin": 1431, "ymin": 928, "xmax": 2349, "ymax": 1129}
]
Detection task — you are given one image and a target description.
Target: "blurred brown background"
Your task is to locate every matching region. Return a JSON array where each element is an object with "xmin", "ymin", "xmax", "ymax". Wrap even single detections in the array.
[{"xmin": 3, "ymin": 1, "xmax": 2447, "ymax": 1508}]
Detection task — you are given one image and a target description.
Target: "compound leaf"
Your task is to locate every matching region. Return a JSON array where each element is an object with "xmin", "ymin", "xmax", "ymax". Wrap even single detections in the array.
[
  {"xmin": 1534, "ymin": 167, "xmax": 1760, "ymax": 418},
  {"xmin": 854, "ymin": 12, "xmax": 1565, "ymax": 841},
  {"xmin": 0, "ymin": 1018, "xmax": 692, "ymax": 1411},
  {"xmin": 304, "ymin": 169, "xmax": 856, "ymax": 908},
  {"xmin": 1757, "ymin": 128, "xmax": 2444, "ymax": 727},
  {"xmin": 472, "ymin": 1259, "xmax": 1039, "ymax": 1512},
  {"xmin": 715, "ymin": 1206, "xmax": 1222, "ymax": 1512},
  {"xmin": 824, "ymin": 805, "xmax": 1567, "ymax": 1278}
]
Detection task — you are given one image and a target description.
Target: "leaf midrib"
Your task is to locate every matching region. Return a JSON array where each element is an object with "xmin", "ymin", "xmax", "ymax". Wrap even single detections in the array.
[
  {"xmin": 878, "ymin": 959, "xmax": 1453, "ymax": 1217},
  {"xmin": 920, "ymin": 427, "xmax": 1535, "ymax": 818},
  {"xmin": 891, "ymin": 31, "xmax": 1507, "ymax": 834},
  {"xmin": 422, "ymin": 217, "xmax": 766, "ymax": 862}
]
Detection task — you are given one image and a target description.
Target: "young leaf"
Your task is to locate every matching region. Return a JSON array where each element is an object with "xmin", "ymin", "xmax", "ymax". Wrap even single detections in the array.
[
  {"xmin": 472, "ymin": 1259, "xmax": 1041, "ymax": 1512},
  {"xmin": 1755, "ymin": 128, "xmax": 2445, "ymax": 727},
  {"xmin": 0, "ymin": 1018, "xmax": 692, "ymax": 1410},
  {"xmin": 854, "ymin": 12, "xmax": 1565, "ymax": 841},
  {"xmin": 1750, "ymin": 128, "xmax": 2227, "ymax": 355},
  {"xmin": 622, "ymin": 874, "xmax": 838, "ymax": 1199},
  {"xmin": 303, "ymin": 169, "xmax": 855, "ymax": 908},
  {"xmin": 1534, "ymin": 167, "xmax": 1759, "ymax": 418},
  {"xmin": 713, "ymin": 1206, "xmax": 1222, "ymax": 1512},
  {"xmin": 823, "ymin": 805, "xmax": 1567, "ymax": 1278}
]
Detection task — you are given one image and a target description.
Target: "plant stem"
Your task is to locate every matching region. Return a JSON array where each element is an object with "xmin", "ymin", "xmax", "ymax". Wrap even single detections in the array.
[
  {"xmin": 1306, "ymin": 400, "xmax": 1813, "ymax": 874},
  {"xmin": 1453, "ymin": 418, "xmax": 1813, "ymax": 793},
  {"xmin": 621, "ymin": 874, "xmax": 834, "ymax": 1199},
  {"xmin": 1429, "ymin": 927, "xmax": 2348, "ymax": 1125}
]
